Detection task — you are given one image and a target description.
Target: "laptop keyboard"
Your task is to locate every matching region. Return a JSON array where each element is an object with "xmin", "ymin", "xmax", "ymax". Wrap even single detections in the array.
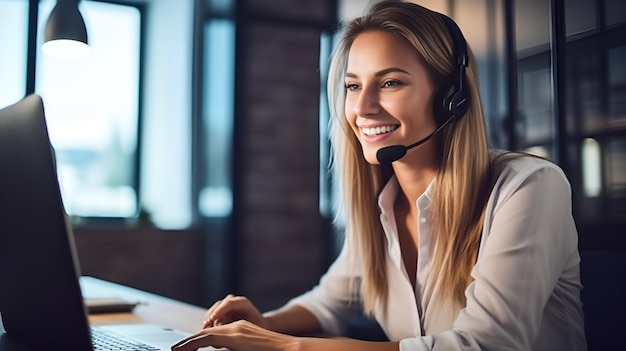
[{"xmin": 91, "ymin": 327, "xmax": 160, "ymax": 351}]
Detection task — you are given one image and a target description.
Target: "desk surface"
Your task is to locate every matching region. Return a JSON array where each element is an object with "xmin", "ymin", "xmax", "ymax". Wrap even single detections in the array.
[
  {"xmin": 83, "ymin": 276, "xmax": 207, "ymax": 332},
  {"xmin": 0, "ymin": 276, "xmax": 208, "ymax": 350}
]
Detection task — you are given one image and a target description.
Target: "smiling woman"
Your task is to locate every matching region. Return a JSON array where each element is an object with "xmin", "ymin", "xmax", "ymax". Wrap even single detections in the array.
[{"xmin": 170, "ymin": 1, "xmax": 586, "ymax": 351}]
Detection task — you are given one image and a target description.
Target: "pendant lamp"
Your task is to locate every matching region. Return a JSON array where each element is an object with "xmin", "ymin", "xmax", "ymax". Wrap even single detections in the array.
[{"xmin": 42, "ymin": 0, "xmax": 90, "ymax": 59}]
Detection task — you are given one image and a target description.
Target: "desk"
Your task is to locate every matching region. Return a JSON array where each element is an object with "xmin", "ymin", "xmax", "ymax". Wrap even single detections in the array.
[{"xmin": 0, "ymin": 276, "xmax": 208, "ymax": 351}]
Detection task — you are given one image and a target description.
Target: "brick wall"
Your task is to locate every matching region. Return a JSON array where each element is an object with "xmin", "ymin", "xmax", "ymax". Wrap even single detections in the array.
[{"xmin": 233, "ymin": 0, "xmax": 337, "ymax": 311}]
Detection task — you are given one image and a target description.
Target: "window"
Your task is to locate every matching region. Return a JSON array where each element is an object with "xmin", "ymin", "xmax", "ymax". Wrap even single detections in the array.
[
  {"xmin": 318, "ymin": 30, "xmax": 334, "ymax": 219},
  {"xmin": 0, "ymin": 0, "xmax": 28, "ymax": 108},
  {"xmin": 35, "ymin": 0, "xmax": 141, "ymax": 219},
  {"xmin": 199, "ymin": 19, "xmax": 235, "ymax": 218},
  {"xmin": 3, "ymin": 0, "xmax": 197, "ymax": 229}
]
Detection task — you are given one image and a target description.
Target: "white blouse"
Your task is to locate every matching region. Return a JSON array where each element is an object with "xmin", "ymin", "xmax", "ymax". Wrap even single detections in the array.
[{"xmin": 287, "ymin": 153, "xmax": 587, "ymax": 350}]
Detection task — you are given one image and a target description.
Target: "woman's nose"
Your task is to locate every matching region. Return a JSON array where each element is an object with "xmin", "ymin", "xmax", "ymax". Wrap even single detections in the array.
[{"xmin": 353, "ymin": 86, "xmax": 381, "ymax": 117}]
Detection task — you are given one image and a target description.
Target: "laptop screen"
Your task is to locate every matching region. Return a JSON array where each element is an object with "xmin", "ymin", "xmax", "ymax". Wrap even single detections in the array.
[{"xmin": 0, "ymin": 94, "xmax": 94, "ymax": 350}]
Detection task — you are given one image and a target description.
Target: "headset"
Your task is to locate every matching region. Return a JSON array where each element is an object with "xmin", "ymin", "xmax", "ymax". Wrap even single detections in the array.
[
  {"xmin": 375, "ymin": 12, "xmax": 473, "ymax": 163},
  {"xmin": 432, "ymin": 14, "xmax": 470, "ymax": 126}
]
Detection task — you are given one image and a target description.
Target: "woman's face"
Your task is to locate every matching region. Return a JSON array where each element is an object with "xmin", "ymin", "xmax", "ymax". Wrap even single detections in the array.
[{"xmin": 344, "ymin": 30, "xmax": 437, "ymax": 164}]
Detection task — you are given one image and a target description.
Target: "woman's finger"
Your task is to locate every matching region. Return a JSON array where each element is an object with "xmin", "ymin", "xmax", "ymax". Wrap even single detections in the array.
[
  {"xmin": 202, "ymin": 294, "xmax": 235, "ymax": 328},
  {"xmin": 206, "ymin": 295, "xmax": 267, "ymax": 329}
]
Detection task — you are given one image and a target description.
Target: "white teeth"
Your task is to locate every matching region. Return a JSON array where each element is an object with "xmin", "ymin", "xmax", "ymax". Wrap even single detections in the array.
[{"xmin": 362, "ymin": 125, "xmax": 398, "ymax": 136}]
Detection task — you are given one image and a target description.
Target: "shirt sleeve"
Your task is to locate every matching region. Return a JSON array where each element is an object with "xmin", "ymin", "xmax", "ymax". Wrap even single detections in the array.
[
  {"xmin": 401, "ymin": 163, "xmax": 580, "ymax": 350},
  {"xmin": 284, "ymin": 241, "xmax": 362, "ymax": 336}
]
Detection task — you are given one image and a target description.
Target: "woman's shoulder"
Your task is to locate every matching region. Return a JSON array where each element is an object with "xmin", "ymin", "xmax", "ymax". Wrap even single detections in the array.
[{"xmin": 488, "ymin": 149, "xmax": 569, "ymax": 191}]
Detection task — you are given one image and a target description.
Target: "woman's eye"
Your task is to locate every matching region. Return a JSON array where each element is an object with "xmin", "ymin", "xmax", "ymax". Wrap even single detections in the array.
[
  {"xmin": 382, "ymin": 80, "xmax": 400, "ymax": 88},
  {"xmin": 345, "ymin": 83, "xmax": 360, "ymax": 91}
]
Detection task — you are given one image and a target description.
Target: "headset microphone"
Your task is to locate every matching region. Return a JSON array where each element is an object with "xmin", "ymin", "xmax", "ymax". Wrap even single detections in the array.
[{"xmin": 376, "ymin": 116, "xmax": 456, "ymax": 163}]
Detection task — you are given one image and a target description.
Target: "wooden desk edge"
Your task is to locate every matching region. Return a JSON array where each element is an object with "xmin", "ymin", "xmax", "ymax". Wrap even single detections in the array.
[{"xmin": 81, "ymin": 276, "xmax": 207, "ymax": 334}]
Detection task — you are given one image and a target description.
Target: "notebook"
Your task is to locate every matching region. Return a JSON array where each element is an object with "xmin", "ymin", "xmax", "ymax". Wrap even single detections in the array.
[
  {"xmin": 0, "ymin": 94, "xmax": 219, "ymax": 351},
  {"xmin": 80, "ymin": 278, "xmax": 142, "ymax": 314}
]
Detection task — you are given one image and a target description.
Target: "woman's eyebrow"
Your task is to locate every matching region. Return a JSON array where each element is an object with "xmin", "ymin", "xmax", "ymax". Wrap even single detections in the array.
[{"xmin": 345, "ymin": 67, "xmax": 412, "ymax": 78}]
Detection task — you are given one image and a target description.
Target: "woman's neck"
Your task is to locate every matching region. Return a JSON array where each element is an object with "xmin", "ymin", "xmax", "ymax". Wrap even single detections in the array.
[{"xmin": 391, "ymin": 150, "xmax": 439, "ymax": 205}]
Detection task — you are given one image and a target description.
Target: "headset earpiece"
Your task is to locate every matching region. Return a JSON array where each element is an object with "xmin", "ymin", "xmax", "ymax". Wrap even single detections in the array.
[
  {"xmin": 432, "ymin": 14, "xmax": 470, "ymax": 126},
  {"xmin": 433, "ymin": 82, "xmax": 455, "ymax": 125}
]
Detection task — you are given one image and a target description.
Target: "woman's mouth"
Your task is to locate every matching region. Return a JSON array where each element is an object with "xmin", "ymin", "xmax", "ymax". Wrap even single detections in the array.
[{"xmin": 361, "ymin": 125, "xmax": 398, "ymax": 136}]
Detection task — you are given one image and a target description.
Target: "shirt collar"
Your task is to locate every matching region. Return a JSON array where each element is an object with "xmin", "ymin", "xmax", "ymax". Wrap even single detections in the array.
[
  {"xmin": 378, "ymin": 175, "xmax": 435, "ymax": 214},
  {"xmin": 378, "ymin": 175, "xmax": 399, "ymax": 216}
]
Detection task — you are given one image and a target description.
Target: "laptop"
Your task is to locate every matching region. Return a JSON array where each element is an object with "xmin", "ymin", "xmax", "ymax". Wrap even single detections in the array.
[{"xmin": 0, "ymin": 94, "xmax": 218, "ymax": 351}]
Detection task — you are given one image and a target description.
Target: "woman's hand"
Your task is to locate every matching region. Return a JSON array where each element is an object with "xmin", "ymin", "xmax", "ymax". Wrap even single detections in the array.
[
  {"xmin": 171, "ymin": 319, "xmax": 299, "ymax": 351},
  {"xmin": 172, "ymin": 321, "xmax": 401, "ymax": 351},
  {"xmin": 202, "ymin": 295, "xmax": 270, "ymax": 330}
]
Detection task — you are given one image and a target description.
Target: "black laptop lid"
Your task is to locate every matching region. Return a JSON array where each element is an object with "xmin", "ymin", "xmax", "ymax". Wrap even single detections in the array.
[{"xmin": 0, "ymin": 94, "xmax": 93, "ymax": 351}]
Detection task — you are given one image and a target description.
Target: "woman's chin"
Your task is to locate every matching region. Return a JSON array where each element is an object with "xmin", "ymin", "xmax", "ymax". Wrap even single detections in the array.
[{"xmin": 363, "ymin": 149, "xmax": 381, "ymax": 165}]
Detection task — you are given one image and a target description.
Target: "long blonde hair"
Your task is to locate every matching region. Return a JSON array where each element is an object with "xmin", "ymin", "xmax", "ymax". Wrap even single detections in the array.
[{"xmin": 328, "ymin": 0, "xmax": 491, "ymax": 315}]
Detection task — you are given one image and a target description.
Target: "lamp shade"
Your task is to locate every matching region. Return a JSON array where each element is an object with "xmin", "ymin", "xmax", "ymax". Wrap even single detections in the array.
[{"xmin": 42, "ymin": 0, "xmax": 90, "ymax": 59}]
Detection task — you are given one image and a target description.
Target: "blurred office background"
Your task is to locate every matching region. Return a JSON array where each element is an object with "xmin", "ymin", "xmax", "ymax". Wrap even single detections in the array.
[{"xmin": 0, "ymin": 0, "xmax": 624, "ymax": 312}]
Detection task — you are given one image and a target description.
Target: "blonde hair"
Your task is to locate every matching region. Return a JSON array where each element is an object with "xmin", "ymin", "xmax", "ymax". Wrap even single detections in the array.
[{"xmin": 328, "ymin": 0, "xmax": 491, "ymax": 315}]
